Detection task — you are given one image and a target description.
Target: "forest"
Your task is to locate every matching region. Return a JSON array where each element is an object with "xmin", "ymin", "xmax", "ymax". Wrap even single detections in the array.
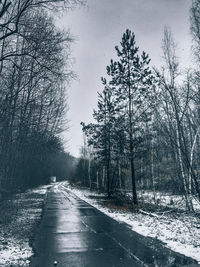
[
  {"xmin": 0, "ymin": 0, "xmax": 85, "ymax": 197},
  {"xmin": 73, "ymin": 0, "xmax": 200, "ymax": 212},
  {"xmin": 1, "ymin": 0, "xmax": 200, "ymax": 214},
  {"xmin": 1, "ymin": 1, "xmax": 200, "ymax": 266}
]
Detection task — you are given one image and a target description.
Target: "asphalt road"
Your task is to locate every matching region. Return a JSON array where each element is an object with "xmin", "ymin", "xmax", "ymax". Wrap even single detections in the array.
[{"xmin": 30, "ymin": 183, "xmax": 198, "ymax": 267}]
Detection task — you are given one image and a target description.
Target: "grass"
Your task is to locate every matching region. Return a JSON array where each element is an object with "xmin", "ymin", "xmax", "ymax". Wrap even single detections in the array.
[{"xmin": 0, "ymin": 187, "xmax": 47, "ymax": 266}]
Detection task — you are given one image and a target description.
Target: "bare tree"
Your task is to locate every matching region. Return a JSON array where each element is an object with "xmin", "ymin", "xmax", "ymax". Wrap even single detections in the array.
[
  {"xmin": 0, "ymin": 8, "xmax": 72, "ymax": 189},
  {"xmin": 154, "ymin": 27, "xmax": 194, "ymax": 211},
  {"xmin": 0, "ymin": 0, "xmax": 84, "ymax": 42}
]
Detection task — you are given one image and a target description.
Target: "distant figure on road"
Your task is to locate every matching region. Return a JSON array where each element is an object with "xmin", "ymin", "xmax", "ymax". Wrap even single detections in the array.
[{"xmin": 50, "ymin": 176, "xmax": 56, "ymax": 183}]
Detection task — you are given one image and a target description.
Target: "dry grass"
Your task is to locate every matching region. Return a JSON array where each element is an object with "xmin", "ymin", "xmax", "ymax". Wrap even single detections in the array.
[
  {"xmin": 88, "ymin": 193, "xmax": 185, "ymax": 214},
  {"xmin": 0, "ymin": 188, "xmax": 46, "ymax": 266}
]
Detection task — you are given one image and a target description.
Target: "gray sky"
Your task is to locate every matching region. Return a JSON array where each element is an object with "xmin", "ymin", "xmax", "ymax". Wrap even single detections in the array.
[{"xmin": 59, "ymin": 0, "xmax": 192, "ymax": 157}]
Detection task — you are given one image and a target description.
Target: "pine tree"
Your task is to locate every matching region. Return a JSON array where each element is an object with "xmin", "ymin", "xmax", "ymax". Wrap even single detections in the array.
[
  {"xmin": 81, "ymin": 81, "xmax": 116, "ymax": 197},
  {"xmin": 106, "ymin": 29, "xmax": 154, "ymax": 205}
]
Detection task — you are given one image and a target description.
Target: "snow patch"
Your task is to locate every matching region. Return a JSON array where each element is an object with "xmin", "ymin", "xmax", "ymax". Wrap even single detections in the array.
[
  {"xmin": 0, "ymin": 184, "xmax": 47, "ymax": 266},
  {"xmin": 0, "ymin": 240, "xmax": 32, "ymax": 267}
]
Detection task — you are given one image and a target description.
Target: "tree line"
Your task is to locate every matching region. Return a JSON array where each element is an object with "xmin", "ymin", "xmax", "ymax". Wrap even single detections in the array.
[
  {"xmin": 0, "ymin": 0, "xmax": 83, "ymax": 196},
  {"xmin": 73, "ymin": 0, "xmax": 200, "ymax": 211}
]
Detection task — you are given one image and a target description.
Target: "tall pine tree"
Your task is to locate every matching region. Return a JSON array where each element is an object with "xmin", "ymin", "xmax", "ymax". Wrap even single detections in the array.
[
  {"xmin": 81, "ymin": 81, "xmax": 116, "ymax": 197},
  {"xmin": 106, "ymin": 29, "xmax": 154, "ymax": 205}
]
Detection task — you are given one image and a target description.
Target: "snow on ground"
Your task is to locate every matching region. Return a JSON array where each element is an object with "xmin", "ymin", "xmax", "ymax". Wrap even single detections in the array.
[
  {"xmin": 0, "ymin": 240, "xmax": 31, "ymax": 267},
  {"xmin": 136, "ymin": 190, "xmax": 200, "ymax": 212},
  {"xmin": 64, "ymin": 182, "xmax": 200, "ymax": 263},
  {"xmin": 0, "ymin": 185, "xmax": 49, "ymax": 267}
]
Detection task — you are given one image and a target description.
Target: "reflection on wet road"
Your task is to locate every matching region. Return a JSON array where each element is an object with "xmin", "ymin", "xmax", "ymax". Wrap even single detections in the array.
[{"xmin": 30, "ymin": 183, "xmax": 198, "ymax": 267}]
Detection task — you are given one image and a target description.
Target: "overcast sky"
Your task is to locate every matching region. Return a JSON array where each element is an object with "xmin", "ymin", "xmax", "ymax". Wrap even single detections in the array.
[{"xmin": 58, "ymin": 0, "xmax": 192, "ymax": 157}]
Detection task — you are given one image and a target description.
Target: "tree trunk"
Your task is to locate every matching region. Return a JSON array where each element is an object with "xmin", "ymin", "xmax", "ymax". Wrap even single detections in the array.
[
  {"xmin": 128, "ymin": 82, "xmax": 138, "ymax": 205},
  {"xmin": 176, "ymin": 124, "xmax": 193, "ymax": 211},
  {"xmin": 96, "ymin": 169, "xmax": 99, "ymax": 191},
  {"xmin": 88, "ymin": 158, "xmax": 91, "ymax": 189},
  {"xmin": 189, "ymin": 126, "xmax": 200, "ymax": 194},
  {"xmin": 106, "ymin": 160, "xmax": 111, "ymax": 197},
  {"xmin": 118, "ymin": 160, "xmax": 122, "ymax": 191},
  {"xmin": 151, "ymin": 138, "xmax": 156, "ymax": 203}
]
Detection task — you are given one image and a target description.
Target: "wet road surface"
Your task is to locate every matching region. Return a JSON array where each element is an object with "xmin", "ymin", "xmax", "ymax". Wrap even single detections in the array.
[{"xmin": 30, "ymin": 183, "xmax": 198, "ymax": 267}]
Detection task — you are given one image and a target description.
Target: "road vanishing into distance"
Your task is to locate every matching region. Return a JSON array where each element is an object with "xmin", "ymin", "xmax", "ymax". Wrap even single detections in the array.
[{"xmin": 30, "ymin": 182, "xmax": 198, "ymax": 267}]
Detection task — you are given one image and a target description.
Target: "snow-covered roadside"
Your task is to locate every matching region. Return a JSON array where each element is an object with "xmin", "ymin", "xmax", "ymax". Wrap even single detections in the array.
[
  {"xmin": 137, "ymin": 190, "xmax": 200, "ymax": 212},
  {"xmin": 0, "ymin": 185, "xmax": 49, "ymax": 267},
  {"xmin": 64, "ymin": 182, "xmax": 200, "ymax": 264}
]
